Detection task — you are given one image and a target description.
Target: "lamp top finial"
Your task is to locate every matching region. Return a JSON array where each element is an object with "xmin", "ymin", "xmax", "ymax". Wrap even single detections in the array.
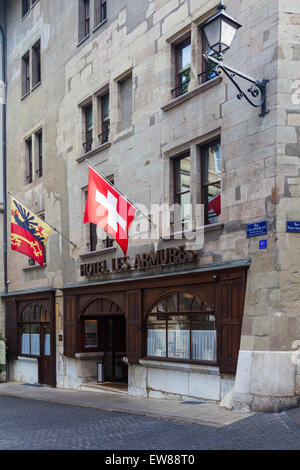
[{"xmin": 218, "ymin": 0, "xmax": 226, "ymax": 10}]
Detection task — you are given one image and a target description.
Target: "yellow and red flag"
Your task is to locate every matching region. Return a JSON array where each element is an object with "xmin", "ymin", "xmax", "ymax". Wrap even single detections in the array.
[{"xmin": 11, "ymin": 198, "xmax": 52, "ymax": 267}]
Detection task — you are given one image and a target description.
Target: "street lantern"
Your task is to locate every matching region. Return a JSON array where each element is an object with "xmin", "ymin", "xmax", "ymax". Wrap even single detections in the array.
[
  {"xmin": 202, "ymin": 3, "xmax": 241, "ymax": 57},
  {"xmin": 202, "ymin": 1, "xmax": 269, "ymax": 118}
]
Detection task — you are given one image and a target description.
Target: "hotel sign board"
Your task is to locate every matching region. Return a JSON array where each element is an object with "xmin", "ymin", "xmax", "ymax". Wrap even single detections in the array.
[
  {"xmin": 247, "ymin": 221, "xmax": 268, "ymax": 238},
  {"xmin": 80, "ymin": 245, "xmax": 198, "ymax": 277}
]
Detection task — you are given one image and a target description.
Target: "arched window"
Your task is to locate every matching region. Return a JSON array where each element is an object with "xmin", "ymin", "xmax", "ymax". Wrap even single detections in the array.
[{"xmin": 147, "ymin": 293, "xmax": 216, "ymax": 363}]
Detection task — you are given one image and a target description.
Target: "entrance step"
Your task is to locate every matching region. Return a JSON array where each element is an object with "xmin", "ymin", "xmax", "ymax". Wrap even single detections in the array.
[{"xmin": 80, "ymin": 381, "xmax": 128, "ymax": 395}]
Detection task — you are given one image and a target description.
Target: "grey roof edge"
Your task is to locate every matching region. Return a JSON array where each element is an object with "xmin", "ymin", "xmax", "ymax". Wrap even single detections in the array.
[
  {"xmin": 0, "ymin": 286, "xmax": 57, "ymax": 298},
  {"xmin": 61, "ymin": 258, "xmax": 252, "ymax": 291}
]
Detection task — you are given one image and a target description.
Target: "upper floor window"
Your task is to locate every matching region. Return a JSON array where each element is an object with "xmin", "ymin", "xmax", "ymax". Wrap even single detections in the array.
[
  {"xmin": 84, "ymin": 104, "xmax": 93, "ymax": 153},
  {"xmin": 21, "ymin": 39, "xmax": 42, "ymax": 99},
  {"xmin": 100, "ymin": 92, "xmax": 110, "ymax": 144},
  {"xmin": 32, "ymin": 40, "xmax": 41, "ymax": 87},
  {"xmin": 22, "ymin": 52, "xmax": 30, "ymax": 96},
  {"xmin": 22, "ymin": 0, "xmax": 30, "ymax": 18},
  {"xmin": 118, "ymin": 74, "xmax": 132, "ymax": 132},
  {"xmin": 36, "ymin": 129, "xmax": 43, "ymax": 177},
  {"xmin": 201, "ymin": 140, "xmax": 221, "ymax": 225},
  {"xmin": 95, "ymin": 0, "xmax": 107, "ymax": 26},
  {"xmin": 84, "ymin": 0, "xmax": 90, "ymax": 36},
  {"xmin": 25, "ymin": 137, "xmax": 33, "ymax": 184},
  {"xmin": 174, "ymin": 154, "xmax": 191, "ymax": 230},
  {"xmin": 79, "ymin": 0, "xmax": 90, "ymax": 40},
  {"xmin": 173, "ymin": 38, "xmax": 191, "ymax": 98},
  {"xmin": 200, "ymin": 34, "xmax": 218, "ymax": 84}
]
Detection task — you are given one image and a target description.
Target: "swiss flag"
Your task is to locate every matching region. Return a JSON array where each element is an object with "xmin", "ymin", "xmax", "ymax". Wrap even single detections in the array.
[{"xmin": 84, "ymin": 166, "xmax": 136, "ymax": 256}]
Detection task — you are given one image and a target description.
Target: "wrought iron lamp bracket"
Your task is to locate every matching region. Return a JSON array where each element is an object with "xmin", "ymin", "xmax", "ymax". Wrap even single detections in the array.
[{"xmin": 204, "ymin": 53, "xmax": 269, "ymax": 118}]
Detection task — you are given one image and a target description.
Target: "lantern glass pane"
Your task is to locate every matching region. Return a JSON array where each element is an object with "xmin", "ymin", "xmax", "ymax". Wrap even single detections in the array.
[
  {"xmin": 221, "ymin": 18, "xmax": 238, "ymax": 48},
  {"xmin": 203, "ymin": 18, "xmax": 221, "ymax": 54}
]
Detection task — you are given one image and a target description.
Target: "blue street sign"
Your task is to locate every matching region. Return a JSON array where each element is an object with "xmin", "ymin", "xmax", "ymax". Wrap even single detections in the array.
[
  {"xmin": 286, "ymin": 221, "xmax": 300, "ymax": 233},
  {"xmin": 259, "ymin": 240, "xmax": 267, "ymax": 250},
  {"xmin": 247, "ymin": 221, "xmax": 268, "ymax": 238}
]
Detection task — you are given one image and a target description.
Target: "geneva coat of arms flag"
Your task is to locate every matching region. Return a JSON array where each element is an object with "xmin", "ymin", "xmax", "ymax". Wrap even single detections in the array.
[
  {"xmin": 84, "ymin": 166, "xmax": 136, "ymax": 256},
  {"xmin": 11, "ymin": 198, "xmax": 52, "ymax": 267}
]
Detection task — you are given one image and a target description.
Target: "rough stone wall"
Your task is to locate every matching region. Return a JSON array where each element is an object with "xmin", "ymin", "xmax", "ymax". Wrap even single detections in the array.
[{"xmin": 2, "ymin": 0, "xmax": 300, "ymax": 410}]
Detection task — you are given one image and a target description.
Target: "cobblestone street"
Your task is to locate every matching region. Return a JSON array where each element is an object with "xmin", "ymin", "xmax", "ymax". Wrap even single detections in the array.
[{"xmin": 0, "ymin": 395, "xmax": 300, "ymax": 450}]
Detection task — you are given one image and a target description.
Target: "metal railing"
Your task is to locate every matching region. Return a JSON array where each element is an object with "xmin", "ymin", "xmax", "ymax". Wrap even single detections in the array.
[
  {"xmin": 171, "ymin": 80, "xmax": 190, "ymax": 99},
  {"xmin": 98, "ymin": 126, "xmax": 110, "ymax": 145}
]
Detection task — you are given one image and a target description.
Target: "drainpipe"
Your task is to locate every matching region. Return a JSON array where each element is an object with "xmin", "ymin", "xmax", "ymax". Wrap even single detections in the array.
[
  {"xmin": 0, "ymin": 23, "xmax": 7, "ymax": 295},
  {"xmin": 0, "ymin": 22, "xmax": 8, "ymax": 382}
]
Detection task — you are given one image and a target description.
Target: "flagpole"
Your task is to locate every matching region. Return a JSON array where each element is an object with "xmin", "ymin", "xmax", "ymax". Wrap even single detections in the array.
[
  {"xmin": 85, "ymin": 159, "xmax": 155, "ymax": 227},
  {"xmin": 8, "ymin": 191, "xmax": 77, "ymax": 248}
]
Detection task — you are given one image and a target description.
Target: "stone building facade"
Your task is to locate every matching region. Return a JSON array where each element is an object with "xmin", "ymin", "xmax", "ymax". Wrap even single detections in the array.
[{"xmin": 0, "ymin": 0, "xmax": 299, "ymax": 412}]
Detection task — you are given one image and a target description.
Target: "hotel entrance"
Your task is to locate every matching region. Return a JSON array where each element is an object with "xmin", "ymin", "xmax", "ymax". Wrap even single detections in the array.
[
  {"xmin": 102, "ymin": 316, "xmax": 127, "ymax": 383},
  {"xmin": 79, "ymin": 297, "xmax": 127, "ymax": 384}
]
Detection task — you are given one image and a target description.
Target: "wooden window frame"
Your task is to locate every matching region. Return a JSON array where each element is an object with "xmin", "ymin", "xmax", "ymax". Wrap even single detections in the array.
[
  {"xmin": 36, "ymin": 129, "xmax": 43, "ymax": 178},
  {"xmin": 100, "ymin": 92, "xmax": 110, "ymax": 144},
  {"xmin": 200, "ymin": 31, "xmax": 219, "ymax": 84},
  {"xmin": 22, "ymin": 52, "xmax": 30, "ymax": 96},
  {"xmin": 79, "ymin": 317, "xmax": 102, "ymax": 352},
  {"xmin": 25, "ymin": 137, "xmax": 33, "ymax": 184},
  {"xmin": 18, "ymin": 302, "xmax": 51, "ymax": 358},
  {"xmin": 84, "ymin": 0, "xmax": 90, "ymax": 37},
  {"xmin": 84, "ymin": 103, "xmax": 93, "ymax": 153},
  {"xmin": 95, "ymin": 0, "xmax": 107, "ymax": 26},
  {"xmin": 174, "ymin": 37, "xmax": 191, "ymax": 98},
  {"xmin": 88, "ymin": 222, "xmax": 97, "ymax": 252},
  {"xmin": 32, "ymin": 40, "xmax": 41, "ymax": 87},
  {"xmin": 201, "ymin": 139, "xmax": 221, "ymax": 226},
  {"xmin": 146, "ymin": 294, "xmax": 217, "ymax": 366},
  {"xmin": 22, "ymin": 0, "xmax": 30, "ymax": 18}
]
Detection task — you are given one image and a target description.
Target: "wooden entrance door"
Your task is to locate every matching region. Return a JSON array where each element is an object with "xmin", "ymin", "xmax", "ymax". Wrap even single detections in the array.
[
  {"xmin": 38, "ymin": 323, "xmax": 56, "ymax": 386},
  {"xmin": 102, "ymin": 316, "xmax": 127, "ymax": 383},
  {"xmin": 18, "ymin": 295, "xmax": 56, "ymax": 387}
]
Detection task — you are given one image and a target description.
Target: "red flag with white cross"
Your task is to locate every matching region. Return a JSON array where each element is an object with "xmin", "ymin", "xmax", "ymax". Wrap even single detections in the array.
[{"xmin": 84, "ymin": 166, "xmax": 136, "ymax": 256}]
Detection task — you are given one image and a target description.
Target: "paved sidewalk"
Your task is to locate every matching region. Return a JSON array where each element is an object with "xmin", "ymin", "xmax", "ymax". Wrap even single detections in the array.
[{"xmin": 0, "ymin": 381, "xmax": 250, "ymax": 428}]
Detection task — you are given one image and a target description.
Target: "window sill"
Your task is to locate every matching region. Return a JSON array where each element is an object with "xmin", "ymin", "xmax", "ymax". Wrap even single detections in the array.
[
  {"xmin": 31, "ymin": 0, "xmax": 39, "ymax": 9},
  {"xmin": 21, "ymin": 91, "xmax": 30, "ymax": 101},
  {"xmin": 76, "ymin": 142, "xmax": 111, "ymax": 163},
  {"xmin": 21, "ymin": 11, "xmax": 30, "ymax": 22},
  {"xmin": 160, "ymin": 223, "xmax": 224, "ymax": 240},
  {"xmin": 17, "ymin": 355, "xmax": 39, "ymax": 362},
  {"xmin": 113, "ymin": 126, "xmax": 133, "ymax": 143},
  {"xmin": 77, "ymin": 34, "xmax": 90, "ymax": 47},
  {"xmin": 31, "ymin": 81, "xmax": 41, "ymax": 93},
  {"xmin": 75, "ymin": 352, "xmax": 104, "ymax": 360},
  {"xmin": 79, "ymin": 247, "xmax": 116, "ymax": 259},
  {"xmin": 161, "ymin": 76, "xmax": 222, "ymax": 112},
  {"xmin": 23, "ymin": 264, "xmax": 46, "ymax": 272},
  {"xmin": 139, "ymin": 358, "xmax": 219, "ymax": 375},
  {"xmin": 92, "ymin": 18, "xmax": 107, "ymax": 33}
]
